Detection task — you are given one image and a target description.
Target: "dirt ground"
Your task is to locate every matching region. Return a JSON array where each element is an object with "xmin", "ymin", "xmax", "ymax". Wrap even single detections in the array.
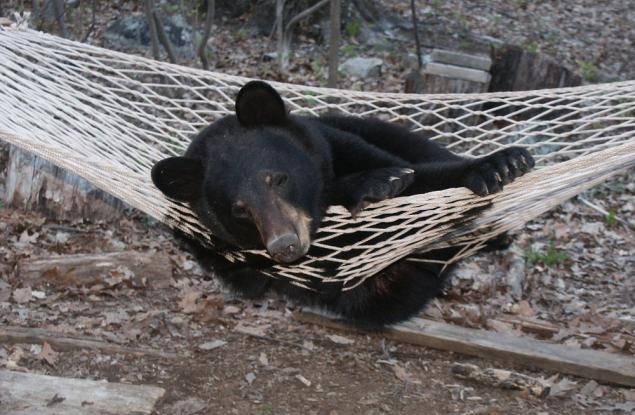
[{"xmin": 1, "ymin": 170, "xmax": 633, "ymax": 415}]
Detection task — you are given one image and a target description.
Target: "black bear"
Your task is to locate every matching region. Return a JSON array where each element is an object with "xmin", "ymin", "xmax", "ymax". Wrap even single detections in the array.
[{"xmin": 152, "ymin": 81, "xmax": 534, "ymax": 327}]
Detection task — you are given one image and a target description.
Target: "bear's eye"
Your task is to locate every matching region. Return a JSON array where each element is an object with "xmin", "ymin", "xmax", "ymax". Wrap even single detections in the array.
[
  {"xmin": 272, "ymin": 172, "xmax": 288, "ymax": 187},
  {"xmin": 231, "ymin": 202, "xmax": 250, "ymax": 219}
]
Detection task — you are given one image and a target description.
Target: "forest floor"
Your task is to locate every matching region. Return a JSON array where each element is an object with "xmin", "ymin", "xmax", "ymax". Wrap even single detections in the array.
[
  {"xmin": 1, "ymin": 187, "xmax": 633, "ymax": 415},
  {"xmin": 1, "ymin": 1, "xmax": 635, "ymax": 414}
]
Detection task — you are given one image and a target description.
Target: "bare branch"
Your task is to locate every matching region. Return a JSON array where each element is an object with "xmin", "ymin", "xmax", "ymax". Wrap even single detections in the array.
[
  {"xmin": 267, "ymin": 0, "xmax": 284, "ymax": 39},
  {"xmin": 280, "ymin": 0, "xmax": 329, "ymax": 69},
  {"xmin": 143, "ymin": 0, "xmax": 160, "ymax": 60},
  {"xmin": 284, "ymin": 0, "xmax": 329, "ymax": 39},
  {"xmin": 152, "ymin": 10, "xmax": 177, "ymax": 63},
  {"xmin": 327, "ymin": 0, "xmax": 341, "ymax": 88},
  {"xmin": 197, "ymin": 0, "xmax": 215, "ymax": 70}
]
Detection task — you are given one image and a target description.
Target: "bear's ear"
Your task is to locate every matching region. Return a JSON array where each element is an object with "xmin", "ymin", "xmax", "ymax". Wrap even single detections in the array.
[
  {"xmin": 151, "ymin": 157, "xmax": 203, "ymax": 202},
  {"xmin": 235, "ymin": 80, "xmax": 287, "ymax": 127}
]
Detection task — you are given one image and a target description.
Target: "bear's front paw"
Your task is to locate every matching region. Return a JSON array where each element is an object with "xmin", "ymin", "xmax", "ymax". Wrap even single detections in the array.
[
  {"xmin": 338, "ymin": 167, "xmax": 415, "ymax": 215},
  {"xmin": 463, "ymin": 147, "xmax": 534, "ymax": 196}
]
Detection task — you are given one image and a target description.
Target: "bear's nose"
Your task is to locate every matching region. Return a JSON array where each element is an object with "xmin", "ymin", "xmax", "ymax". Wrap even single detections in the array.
[{"xmin": 267, "ymin": 233, "xmax": 302, "ymax": 263}]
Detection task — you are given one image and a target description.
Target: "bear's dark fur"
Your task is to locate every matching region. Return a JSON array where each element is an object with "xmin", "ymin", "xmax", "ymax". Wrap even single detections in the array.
[{"xmin": 152, "ymin": 81, "xmax": 534, "ymax": 327}]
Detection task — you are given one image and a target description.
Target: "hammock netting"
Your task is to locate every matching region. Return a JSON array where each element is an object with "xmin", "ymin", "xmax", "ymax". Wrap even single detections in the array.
[{"xmin": 1, "ymin": 28, "xmax": 634, "ymax": 289}]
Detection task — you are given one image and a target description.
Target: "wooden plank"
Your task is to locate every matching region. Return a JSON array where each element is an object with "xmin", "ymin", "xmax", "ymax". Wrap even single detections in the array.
[
  {"xmin": 295, "ymin": 310, "xmax": 635, "ymax": 387},
  {"xmin": 17, "ymin": 251, "xmax": 172, "ymax": 289},
  {"xmin": 431, "ymin": 49, "xmax": 492, "ymax": 71},
  {"xmin": 0, "ymin": 370, "xmax": 164, "ymax": 415},
  {"xmin": 424, "ymin": 62, "xmax": 491, "ymax": 83},
  {"xmin": 0, "ymin": 325, "xmax": 180, "ymax": 359}
]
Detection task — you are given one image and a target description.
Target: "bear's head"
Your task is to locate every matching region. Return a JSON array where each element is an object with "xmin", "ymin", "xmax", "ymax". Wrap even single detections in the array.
[{"xmin": 151, "ymin": 81, "xmax": 332, "ymax": 263}]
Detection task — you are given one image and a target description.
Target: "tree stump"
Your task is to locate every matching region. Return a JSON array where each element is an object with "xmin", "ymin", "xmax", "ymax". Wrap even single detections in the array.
[
  {"xmin": 489, "ymin": 45, "xmax": 581, "ymax": 92},
  {"xmin": 3, "ymin": 144, "xmax": 126, "ymax": 222}
]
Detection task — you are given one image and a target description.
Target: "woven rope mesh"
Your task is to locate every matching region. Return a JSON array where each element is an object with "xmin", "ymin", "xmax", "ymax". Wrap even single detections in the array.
[{"xmin": 1, "ymin": 28, "xmax": 634, "ymax": 289}]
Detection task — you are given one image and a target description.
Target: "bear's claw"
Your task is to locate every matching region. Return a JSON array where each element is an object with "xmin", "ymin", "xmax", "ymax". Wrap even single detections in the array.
[{"xmin": 463, "ymin": 147, "xmax": 535, "ymax": 196}]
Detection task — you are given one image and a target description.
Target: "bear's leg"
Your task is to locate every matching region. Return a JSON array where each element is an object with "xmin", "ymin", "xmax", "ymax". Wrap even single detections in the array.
[
  {"xmin": 406, "ymin": 147, "xmax": 535, "ymax": 196},
  {"xmin": 317, "ymin": 115, "xmax": 464, "ymax": 164},
  {"xmin": 331, "ymin": 167, "xmax": 415, "ymax": 214},
  {"xmin": 319, "ymin": 258, "xmax": 455, "ymax": 327},
  {"xmin": 317, "ymin": 116, "xmax": 534, "ymax": 196}
]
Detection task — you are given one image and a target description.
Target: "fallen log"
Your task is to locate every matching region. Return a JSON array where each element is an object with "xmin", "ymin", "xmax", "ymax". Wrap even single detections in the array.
[
  {"xmin": 17, "ymin": 251, "xmax": 172, "ymax": 289},
  {"xmin": 0, "ymin": 369, "xmax": 165, "ymax": 415},
  {"xmin": 0, "ymin": 325, "xmax": 180, "ymax": 359}
]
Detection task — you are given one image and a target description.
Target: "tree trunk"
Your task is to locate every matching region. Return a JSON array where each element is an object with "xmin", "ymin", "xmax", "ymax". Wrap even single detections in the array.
[
  {"xmin": 327, "ymin": 0, "xmax": 340, "ymax": 88},
  {"xmin": 51, "ymin": 0, "xmax": 68, "ymax": 38},
  {"xmin": 275, "ymin": 0, "xmax": 285, "ymax": 67},
  {"xmin": 198, "ymin": 0, "xmax": 215, "ymax": 69},
  {"xmin": 144, "ymin": 0, "xmax": 161, "ymax": 60},
  {"xmin": 489, "ymin": 45, "xmax": 582, "ymax": 92}
]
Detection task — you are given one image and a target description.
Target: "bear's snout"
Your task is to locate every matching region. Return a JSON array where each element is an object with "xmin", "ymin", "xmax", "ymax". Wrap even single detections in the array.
[{"xmin": 266, "ymin": 233, "xmax": 304, "ymax": 263}]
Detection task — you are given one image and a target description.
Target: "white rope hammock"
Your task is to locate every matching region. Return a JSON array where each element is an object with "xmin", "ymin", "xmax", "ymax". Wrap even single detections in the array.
[{"xmin": 1, "ymin": 28, "xmax": 634, "ymax": 290}]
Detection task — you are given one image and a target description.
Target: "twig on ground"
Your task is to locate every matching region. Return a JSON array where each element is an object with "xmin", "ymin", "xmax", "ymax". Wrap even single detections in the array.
[
  {"xmin": 578, "ymin": 196, "xmax": 631, "ymax": 228},
  {"xmin": 451, "ymin": 363, "xmax": 549, "ymax": 397}
]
